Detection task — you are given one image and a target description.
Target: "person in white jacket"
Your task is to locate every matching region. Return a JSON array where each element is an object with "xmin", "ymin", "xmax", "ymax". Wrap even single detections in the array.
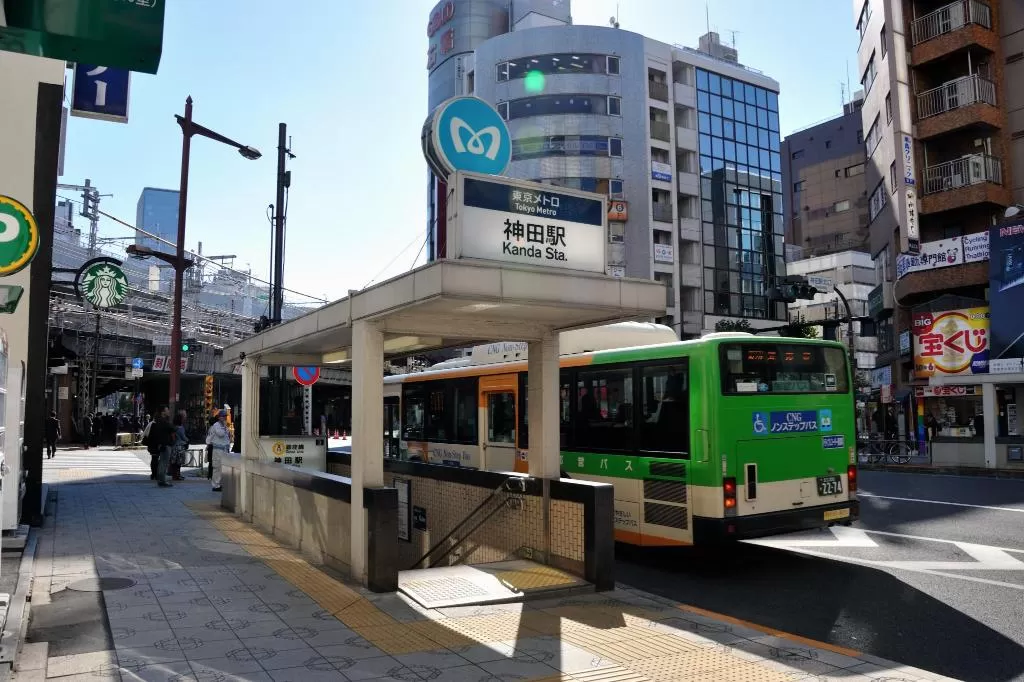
[{"xmin": 206, "ymin": 409, "xmax": 232, "ymax": 492}]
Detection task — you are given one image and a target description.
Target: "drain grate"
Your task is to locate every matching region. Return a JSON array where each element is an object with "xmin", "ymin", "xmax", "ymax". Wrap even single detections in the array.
[{"xmin": 67, "ymin": 577, "xmax": 137, "ymax": 592}]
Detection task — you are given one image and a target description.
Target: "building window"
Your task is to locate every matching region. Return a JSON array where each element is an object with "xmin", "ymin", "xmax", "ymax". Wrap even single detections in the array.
[
  {"xmin": 825, "ymin": 140, "xmax": 832, "ymax": 149},
  {"xmin": 497, "ymin": 101, "xmax": 509, "ymax": 120},
  {"xmin": 885, "ymin": 92, "xmax": 892, "ymax": 124},
  {"xmin": 846, "ymin": 163, "xmax": 865, "ymax": 177},
  {"xmin": 835, "ymin": 169, "xmax": 843, "ymax": 178},
  {"xmin": 869, "ymin": 179, "xmax": 887, "ymax": 221},
  {"xmin": 497, "ymin": 54, "xmax": 617, "ymax": 82},
  {"xmin": 856, "ymin": 129, "xmax": 863, "ymax": 144},
  {"xmin": 865, "ymin": 114, "xmax": 881, "ymax": 155},
  {"xmin": 856, "ymin": 0, "xmax": 871, "ymax": 41},
  {"xmin": 880, "ymin": 26, "xmax": 887, "ymax": 57},
  {"xmin": 794, "ymin": 180, "xmax": 805, "ymax": 192},
  {"xmin": 505, "ymin": 94, "xmax": 620, "ymax": 121},
  {"xmin": 860, "ymin": 52, "xmax": 877, "ymax": 94},
  {"xmin": 610, "ymin": 179, "xmax": 624, "ymax": 195},
  {"xmin": 890, "ymin": 161, "xmax": 897, "ymax": 193},
  {"xmin": 791, "ymin": 149, "xmax": 805, "ymax": 160},
  {"xmin": 511, "ymin": 135, "xmax": 622, "ymax": 161},
  {"xmin": 833, "ymin": 199, "xmax": 851, "ymax": 212},
  {"xmin": 532, "ymin": 177, "xmax": 623, "ymax": 195}
]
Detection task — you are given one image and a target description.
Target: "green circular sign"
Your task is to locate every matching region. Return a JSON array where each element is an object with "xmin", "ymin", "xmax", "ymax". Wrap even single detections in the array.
[
  {"xmin": 79, "ymin": 260, "xmax": 129, "ymax": 308},
  {"xmin": 0, "ymin": 195, "xmax": 40, "ymax": 277}
]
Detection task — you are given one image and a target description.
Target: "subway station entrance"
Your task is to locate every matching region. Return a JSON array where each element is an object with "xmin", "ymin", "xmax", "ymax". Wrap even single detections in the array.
[{"xmin": 218, "ymin": 258, "xmax": 666, "ymax": 599}]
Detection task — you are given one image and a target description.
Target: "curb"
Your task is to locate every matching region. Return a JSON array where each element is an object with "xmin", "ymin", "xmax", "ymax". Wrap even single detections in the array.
[
  {"xmin": 861, "ymin": 464, "xmax": 1024, "ymax": 479},
  {"xmin": 0, "ymin": 526, "xmax": 38, "ymax": 676}
]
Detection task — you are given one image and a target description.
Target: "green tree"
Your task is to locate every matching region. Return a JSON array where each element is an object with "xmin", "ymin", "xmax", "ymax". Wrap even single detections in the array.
[
  {"xmin": 781, "ymin": 313, "xmax": 819, "ymax": 338},
  {"xmin": 714, "ymin": 319, "xmax": 752, "ymax": 333}
]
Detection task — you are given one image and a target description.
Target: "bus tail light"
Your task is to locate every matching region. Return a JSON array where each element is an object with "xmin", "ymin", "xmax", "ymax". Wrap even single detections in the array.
[
  {"xmin": 723, "ymin": 477, "xmax": 737, "ymax": 510},
  {"xmin": 847, "ymin": 464, "xmax": 857, "ymax": 494}
]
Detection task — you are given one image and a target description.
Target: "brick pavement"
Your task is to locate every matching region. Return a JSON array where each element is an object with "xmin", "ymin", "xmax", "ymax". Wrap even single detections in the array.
[{"xmin": 13, "ymin": 464, "xmax": 958, "ymax": 681}]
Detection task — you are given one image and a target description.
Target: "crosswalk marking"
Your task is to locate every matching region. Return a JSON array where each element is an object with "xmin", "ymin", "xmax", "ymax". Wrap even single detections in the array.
[{"xmin": 44, "ymin": 449, "xmax": 152, "ymax": 473}]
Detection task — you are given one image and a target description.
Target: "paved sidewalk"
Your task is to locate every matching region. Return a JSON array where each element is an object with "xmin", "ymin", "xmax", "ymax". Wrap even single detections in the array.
[{"xmin": 15, "ymin": 469, "xmax": 958, "ymax": 681}]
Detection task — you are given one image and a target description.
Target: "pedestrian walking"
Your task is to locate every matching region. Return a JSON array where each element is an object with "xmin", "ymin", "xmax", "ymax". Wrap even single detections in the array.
[
  {"xmin": 170, "ymin": 410, "xmax": 188, "ymax": 481},
  {"xmin": 206, "ymin": 409, "xmax": 231, "ymax": 492},
  {"xmin": 81, "ymin": 413, "xmax": 92, "ymax": 450},
  {"xmin": 147, "ymin": 406, "xmax": 176, "ymax": 487},
  {"xmin": 45, "ymin": 411, "xmax": 61, "ymax": 459}
]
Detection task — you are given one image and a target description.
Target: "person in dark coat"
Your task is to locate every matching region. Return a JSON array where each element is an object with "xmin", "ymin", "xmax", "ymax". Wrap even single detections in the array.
[
  {"xmin": 45, "ymin": 411, "xmax": 61, "ymax": 459},
  {"xmin": 148, "ymin": 406, "xmax": 177, "ymax": 487},
  {"xmin": 81, "ymin": 414, "xmax": 92, "ymax": 450}
]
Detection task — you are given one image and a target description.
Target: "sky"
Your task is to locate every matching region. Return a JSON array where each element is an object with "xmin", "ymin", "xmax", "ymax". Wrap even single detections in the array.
[{"xmin": 58, "ymin": 0, "xmax": 860, "ymax": 309}]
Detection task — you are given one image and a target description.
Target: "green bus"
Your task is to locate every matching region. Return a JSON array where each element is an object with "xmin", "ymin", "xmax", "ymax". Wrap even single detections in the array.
[{"xmin": 384, "ymin": 328, "xmax": 859, "ymax": 546}]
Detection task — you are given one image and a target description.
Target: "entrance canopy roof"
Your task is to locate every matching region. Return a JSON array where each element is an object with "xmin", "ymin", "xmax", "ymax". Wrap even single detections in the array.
[{"xmin": 220, "ymin": 260, "xmax": 667, "ymax": 367}]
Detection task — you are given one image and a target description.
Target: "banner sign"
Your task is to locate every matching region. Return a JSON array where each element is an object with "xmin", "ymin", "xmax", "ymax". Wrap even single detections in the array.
[
  {"xmin": 988, "ymin": 221, "xmax": 1024, "ymax": 366},
  {"xmin": 912, "ymin": 306, "xmax": 989, "ymax": 377},
  {"xmin": 896, "ymin": 230, "xmax": 988, "ymax": 279}
]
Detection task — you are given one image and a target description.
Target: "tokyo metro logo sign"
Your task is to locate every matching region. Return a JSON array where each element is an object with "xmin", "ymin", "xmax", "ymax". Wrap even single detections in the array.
[{"xmin": 423, "ymin": 96, "xmax": 511, "ymax": 180}]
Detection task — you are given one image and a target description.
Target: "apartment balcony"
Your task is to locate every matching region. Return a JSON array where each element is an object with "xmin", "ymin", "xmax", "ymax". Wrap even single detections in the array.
[
  {"xmin": 920, "ymin": 153, "xmax": 1012, "ymax": 213},
  {"xmin": 916, "ymin": 74, "xmax": 1001, "ymax": 139},
  {"xmin": 895, "ymin": 260, "xmax": 989, "ymax": 301},
  {"xmin": 675, "ymin": 126, "xmax": 697, "ymax": 150},
  {"xmin": 652, "ymin": 204, "xmax": 673, "ymax": 223},
  {"xmin": 910, "ymin": 0, "xmax": 997, "ymax": 66},
  {"xmin": 648, "ymin": 80, "xmax": 669, "ymax": 102},
  {"xmin": 673, "ymin": 81, "xmax": 696, "ymax": 107},
  {"xmin": 650, "ymin": 120, "xmax": 671, "ymax": 142},
  {"xmin": 654, "ymin": 243, "xmax": 674, "ymax": 264},
  {"xmin": 679, "ymin": 218, "xmax": 700, "ymax": 243}
]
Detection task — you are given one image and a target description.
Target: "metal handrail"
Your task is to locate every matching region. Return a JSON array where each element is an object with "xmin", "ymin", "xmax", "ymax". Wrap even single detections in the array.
[
  {"xmin": 650, "ymin": 120, "xmax": 671, "ymax": 142},
  {"xmin": 648, "ymin": 81, "xmax": 669, "ymax": 102},
  {"xmin": 410, "ymin": 477, "xmax": 526, "ymax": 570},
  {"xmin": 917, "ymin": 74, "xmax": 996, "ymax": 118},
  {"xmin": 923, "ymin": 153, "xmax": 1002, "ymax": 195},
  {"xmin": 911, "ymin": 0, "xmax": 992, "ymax": 46}
]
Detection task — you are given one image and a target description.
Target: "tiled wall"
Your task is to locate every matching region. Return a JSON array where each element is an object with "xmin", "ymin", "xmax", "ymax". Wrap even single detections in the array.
[
  {"xmin": 239, "ymin": 469, "xmax": 352, "ymax": 576},
  {"xmin": 328, "ymin": 463, "xmax": 585, "ymax": 574}
]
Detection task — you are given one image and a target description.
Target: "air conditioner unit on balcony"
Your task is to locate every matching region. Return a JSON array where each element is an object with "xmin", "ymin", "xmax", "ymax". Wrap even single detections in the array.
[{"xmin": 967, "ymin": 156, "xmax": 985, "ymax": 184}]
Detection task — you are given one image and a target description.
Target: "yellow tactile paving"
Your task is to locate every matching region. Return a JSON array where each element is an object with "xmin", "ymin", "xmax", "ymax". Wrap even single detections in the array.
[
  {"xmin": 185, "ymin": 503, "xmax": 847, "ymax": 681},
  {"xmin": 494, "ymin": 564, "xmax": 579, "ymax": 590}
]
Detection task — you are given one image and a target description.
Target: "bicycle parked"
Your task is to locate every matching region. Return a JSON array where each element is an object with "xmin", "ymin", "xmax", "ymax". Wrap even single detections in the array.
[{"xmin": 857, "ymin": 434, "xmax": 914, "ymax": 464}]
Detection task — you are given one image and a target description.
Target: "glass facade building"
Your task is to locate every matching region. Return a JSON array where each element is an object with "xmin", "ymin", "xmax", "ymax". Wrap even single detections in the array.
[
  {"xmin": 135, "ymin": 187, "xmax": 179, "ymax": 251},
  {"xmin": 696, "ymin": 68, "xmax": 786, "ymax": 321}
]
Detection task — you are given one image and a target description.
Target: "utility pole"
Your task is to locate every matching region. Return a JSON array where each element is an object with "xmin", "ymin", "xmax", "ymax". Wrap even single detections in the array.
[
  {"xmin": 268, "ymin": 123, "xmax": 294, "ymax": 435},
  {"xmin": 91, "ymin": 307, "xmax": 100, "ymax": 416}
]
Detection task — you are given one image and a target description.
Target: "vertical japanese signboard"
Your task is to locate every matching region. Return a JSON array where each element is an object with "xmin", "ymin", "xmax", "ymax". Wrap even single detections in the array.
[
  {"xmin": 902, "ymin": 134, "xmax": 920, "ymax": 255},
  {"xmin": 448, "ymin": 171, "xmax": 607, "ymax": 274},
  {"xmin": 912, "ymin": 307, "xmax": 989, "ymax": 378}
]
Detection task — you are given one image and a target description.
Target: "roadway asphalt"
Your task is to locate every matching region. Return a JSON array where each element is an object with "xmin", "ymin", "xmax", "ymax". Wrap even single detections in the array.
[{"xmin": 615, "ymin": 470, "xmax": 1024, "ymax": 682}]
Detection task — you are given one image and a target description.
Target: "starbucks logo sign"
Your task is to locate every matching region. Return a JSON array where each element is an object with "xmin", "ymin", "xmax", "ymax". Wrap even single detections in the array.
[
  {"xmin": 76, "ymin": 258, "xmax": 129, "ymax": 308},
  {"xmin": 0, "ymin": 195, "xmax": 40, "ymax": 277}
]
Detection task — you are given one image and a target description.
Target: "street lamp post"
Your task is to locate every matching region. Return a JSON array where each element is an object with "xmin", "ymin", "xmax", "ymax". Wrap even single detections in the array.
[{"xmin": 168, "ymin": 96, "xmax": 261, "ymax": 413}]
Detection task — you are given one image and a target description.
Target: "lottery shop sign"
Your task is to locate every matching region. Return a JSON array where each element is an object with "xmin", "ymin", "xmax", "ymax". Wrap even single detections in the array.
[{"xmin": 912, "ymin": 307, "xmax": 989, "ymax": 377}]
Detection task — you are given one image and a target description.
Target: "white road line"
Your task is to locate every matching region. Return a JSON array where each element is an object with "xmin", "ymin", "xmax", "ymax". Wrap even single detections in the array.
[
  {"xmin": 861, "ymin": 528, "xmax": 1024, "ymax": 554},
  {"xmin": 744, "ymin": 526, "xmax": 878, "ymax": 549},
  {"xmin": 858, "ymin": 492, "xmax": 1024, "ymax": 513}
]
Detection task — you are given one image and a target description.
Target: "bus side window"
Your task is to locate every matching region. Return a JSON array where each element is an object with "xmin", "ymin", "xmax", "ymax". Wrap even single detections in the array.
[
  {"xmin": 402, "ymin": 383, "xmax": 425, "ymax": 441},
  {"xmin": 640, "ymin": 363, "xmax": 690, "ymax": 457},
  {"xmin": 518, "ymin": 370, "xmax": 574, "ymax": 449}
]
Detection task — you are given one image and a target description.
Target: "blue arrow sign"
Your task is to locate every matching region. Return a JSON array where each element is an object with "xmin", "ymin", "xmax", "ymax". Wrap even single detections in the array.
[
  {"xmin": 132, "ymin": 357, "xmax": 144, "ymax": 369},
  {"xmin": 71, "ymin": 64, "xmax": 131, "ymax": 123}
]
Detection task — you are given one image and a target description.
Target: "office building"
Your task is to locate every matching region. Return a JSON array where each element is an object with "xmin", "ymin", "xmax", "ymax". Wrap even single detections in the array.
[
  {"xmin": 426, "ymin": 0, "xmax": 786, "ymax": 336},
  {"xmin": 853, "ymin": 0, "xmax": 1024, "ymax": 463},
  {"xmin": 781, "ymin": 92, "xmax": 870, "ymax": 259},
  {"xmin": 135, "ymin": 187, "xmax": 179, "ymax": 251}
]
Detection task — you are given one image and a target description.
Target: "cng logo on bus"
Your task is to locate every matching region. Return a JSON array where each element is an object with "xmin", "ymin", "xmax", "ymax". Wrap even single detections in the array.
[{"xmin": 752, "ymin": 409, "xmax": 834, "ymax": 436}]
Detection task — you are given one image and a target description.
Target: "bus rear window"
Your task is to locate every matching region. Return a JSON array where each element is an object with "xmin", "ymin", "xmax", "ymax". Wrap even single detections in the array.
[{"xmin": 720, "ymin": 343, "xmax": 849, "ymax": 394}]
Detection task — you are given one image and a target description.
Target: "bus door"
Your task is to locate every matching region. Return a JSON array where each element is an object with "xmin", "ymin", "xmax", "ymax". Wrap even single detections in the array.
[
  {"xmin": 479, "ymin": 374, "xmax": 518, "ymax": 472},
  {"xmin": 383, "ymin": 397, "xmax": 400, "ymax": 458}
]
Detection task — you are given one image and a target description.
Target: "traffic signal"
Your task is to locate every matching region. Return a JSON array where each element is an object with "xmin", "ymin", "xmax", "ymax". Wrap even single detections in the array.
[
  {"xmin": 768, "ymin": 277, "xmax": 819, "ymax": 303},
  {"xmin": 181, "ymin": 343, "xmax": 190, "ymax": 352}
]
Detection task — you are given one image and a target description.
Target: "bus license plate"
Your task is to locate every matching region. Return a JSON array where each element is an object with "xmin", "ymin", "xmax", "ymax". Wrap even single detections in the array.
[
  {"xmin": 817, "ymin": 475, "xmax": 842, "ymax": 496},
  {"xmin": 823, "ymin": 508, "xmax": 850, "ymax": 522}
]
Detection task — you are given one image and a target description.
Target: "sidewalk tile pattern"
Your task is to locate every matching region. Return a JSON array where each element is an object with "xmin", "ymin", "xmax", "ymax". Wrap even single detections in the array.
[{"xmin": 22, "ymin": 468, "xmax": 957, "ymax": 681}]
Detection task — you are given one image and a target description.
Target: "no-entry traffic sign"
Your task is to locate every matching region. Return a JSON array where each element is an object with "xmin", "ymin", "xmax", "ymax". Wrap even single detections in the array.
[{"xmin": 293, "ymin": 366, "xmax": 320, "ymax": 386}]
